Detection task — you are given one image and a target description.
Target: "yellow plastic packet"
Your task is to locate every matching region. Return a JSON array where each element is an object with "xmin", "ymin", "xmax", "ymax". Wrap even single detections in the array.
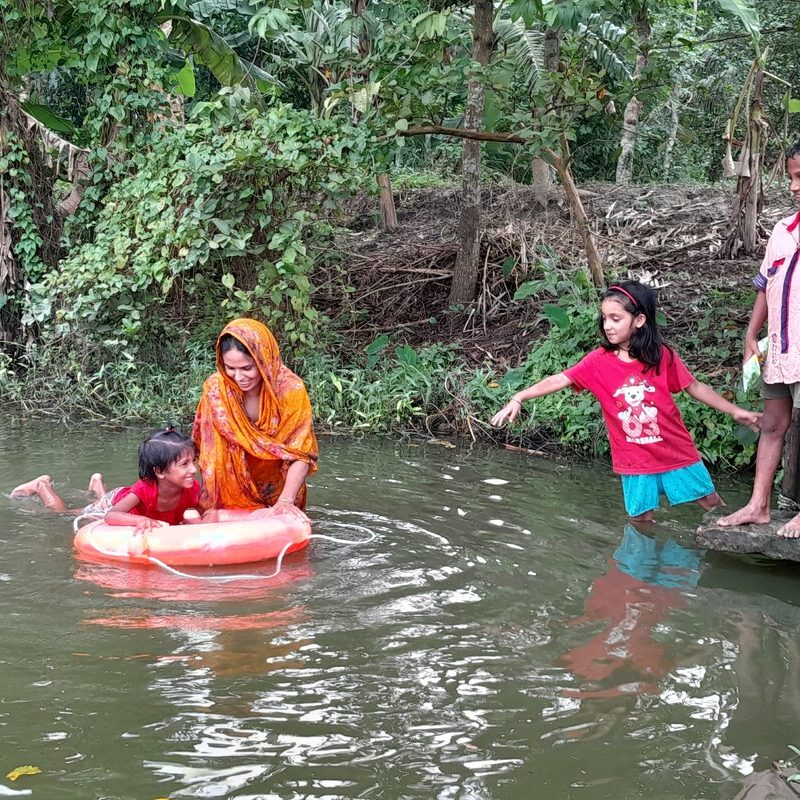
[
  {"xmin": 742, "ymin": 337, "xmax": 769, "ymax": 391},
  {"xmin": 6, "ymin": 765, "xmax": 41, "ymax": 781}
]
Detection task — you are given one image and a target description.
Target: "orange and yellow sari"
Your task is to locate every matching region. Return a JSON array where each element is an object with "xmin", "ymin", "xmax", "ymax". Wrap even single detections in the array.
[{"xmin": 193, "ymin": 318, "xmax": 318, "ymax": 510}]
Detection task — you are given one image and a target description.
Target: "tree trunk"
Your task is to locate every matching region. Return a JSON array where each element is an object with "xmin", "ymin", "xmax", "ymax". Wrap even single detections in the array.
[
  {"xmin": 546, "ymin": 140, "xmax": 604, "ymax": 286},
  {"xmin": 543, "ymin": 19, "xmax": 561, "ymax": 70},
  {"xmin": 377, "ymin": 173, "xmax": 398, "ymax": 231},
  {"xmin": 1, "ymin": 97, "xmax": 62, "ymax": 266},
  {"xmin": 661, "ymin": 83, "xmax": 681, "ymax": 181},
  {"xmin": 720, "ymin": 66, "xmax": 765, "ymax": 259},
  {"xmin": 615, "ymin": 2, "xmax": 650, "ymax": 185},
  {"xmin": 0, "ymin": 93, "xmax": 65, "ymax": 344},
  {"xmin": 56, "ymin": 181, "xmax": 86, "ymax": 218},
  {"xmin": 351, "ymin": 0, "xmax": 370, "ymax": 58},
  {"xmin": 531, "ymin": 22, "xmax": 561, "ymax": 207},
  {"xmin": 448, "ymin": 0, "xmax": 494, "ymax": 305},
  {"xmin": 0, "ymin": 183, "xmax": 17, "ymax": 293},
  {"xmin": 56, "ymin": 152, "xmax": 91, "ymax": 219},
  {"xmin": 531, "ymin": 158, "xmax": 551, "ymax": 208},
  {"xmin": 350, "ymin": 0, "xmax": 396, "ymax": 232}
]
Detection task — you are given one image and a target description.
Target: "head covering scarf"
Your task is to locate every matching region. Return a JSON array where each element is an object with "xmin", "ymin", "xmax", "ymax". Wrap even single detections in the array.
[{"xmin": 193, "ymin": 318, "xmax": 318, "ymax": 510}]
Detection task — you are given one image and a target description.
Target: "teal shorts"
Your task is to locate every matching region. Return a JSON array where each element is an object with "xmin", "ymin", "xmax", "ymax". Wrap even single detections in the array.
[{"xmin": 620, "ymin": 461, "xmax": 715, "ymax": 518}]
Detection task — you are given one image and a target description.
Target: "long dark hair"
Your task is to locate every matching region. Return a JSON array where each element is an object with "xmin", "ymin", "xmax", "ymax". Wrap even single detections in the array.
[
  {"xmin": 138, "ymin": 427, "xmax": 196, "ymax": 481},
  {"xmin": 599, "ymin": 280, "xmax": 670, "ymax": 373}
]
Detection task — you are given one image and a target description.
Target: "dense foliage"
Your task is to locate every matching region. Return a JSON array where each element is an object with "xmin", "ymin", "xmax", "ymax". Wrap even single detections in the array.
[
  {"xmin": 52, "ymin": 92, "xmax": 365, "ymax": 353},
  {"xmin": 0, "ymin": 0, "xmax": 795, "ymax": 465}
]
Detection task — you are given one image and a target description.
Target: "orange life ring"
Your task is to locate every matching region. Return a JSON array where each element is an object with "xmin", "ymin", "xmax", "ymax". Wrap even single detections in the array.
[{"xmin": 73, "ymin": 508, "xmax": 311, "ymax": 566}]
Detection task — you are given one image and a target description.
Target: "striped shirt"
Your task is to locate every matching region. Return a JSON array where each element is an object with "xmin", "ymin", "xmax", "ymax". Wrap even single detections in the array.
[{"xmin": 754, "ymin": 210, "xmax": 800, "ymax": 384}]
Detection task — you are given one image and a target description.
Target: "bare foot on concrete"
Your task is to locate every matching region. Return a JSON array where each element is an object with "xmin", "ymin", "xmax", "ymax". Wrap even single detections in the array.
[
  {"xmin": 777, "ymin": 514, "xmax": 800, "ymax": 538},
  {"xmin": 88, "ymin": 472, "xmax": 106, "ymax": 498},
  {"xmin": 716, "ymin": 504, "xmax": 771, "ymax": 527},
  {"xmin": 10, "ymin": 475, "xmax": 51, "ymax": 499}
]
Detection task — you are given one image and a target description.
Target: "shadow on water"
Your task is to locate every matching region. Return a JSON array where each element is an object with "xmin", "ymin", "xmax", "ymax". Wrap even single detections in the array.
[{"xmin": 2, "ymin": 424, "xmax": 800, "ymax": 799}]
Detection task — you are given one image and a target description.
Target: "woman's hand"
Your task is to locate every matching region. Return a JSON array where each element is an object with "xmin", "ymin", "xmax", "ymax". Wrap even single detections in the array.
[
  {"xmin": 491, "ymin": 398, "xmax": 522, "ymax": 427},
  {"xmin": 259, "ymin": 500, "xmax": 310, "ymax": 524},
  {"xmin": 733, "ymin": 407, "xmax": 762, "ymax": 432}
]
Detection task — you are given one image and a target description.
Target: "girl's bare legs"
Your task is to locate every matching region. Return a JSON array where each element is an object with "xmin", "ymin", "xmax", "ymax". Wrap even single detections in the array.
[
  {"xmin": 10, "ymin": 475, "xmax": 49, "ymax": 498},
  {"xmin": 11, "ymin": 473, "xmax": 104, "ymax": 513},
  {"xmin": 697, "ymin": 491, "xmax": 725, "ymax": 512},
  {"xmin": 10, "ymin": 475, "xmax": 69, "ymax": 512}
]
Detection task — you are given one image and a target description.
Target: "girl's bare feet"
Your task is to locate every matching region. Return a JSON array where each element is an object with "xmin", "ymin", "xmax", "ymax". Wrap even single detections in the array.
[
  {"xmin": 88, "ymin": 472, "xmax": 106, "ymax": 498},
  {"xmin": 10, "ymin": 475, "xmax": 52, "ymax": 498}
]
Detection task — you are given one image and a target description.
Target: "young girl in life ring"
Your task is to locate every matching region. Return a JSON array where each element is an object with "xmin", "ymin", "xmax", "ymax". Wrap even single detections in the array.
[
  {"xmin": 491, "ymin": 280, "xmax": 762, "ymax": 522},
  {"xmin": 11, "ymin": 427, "xmax": 203, "ymax": 532}
]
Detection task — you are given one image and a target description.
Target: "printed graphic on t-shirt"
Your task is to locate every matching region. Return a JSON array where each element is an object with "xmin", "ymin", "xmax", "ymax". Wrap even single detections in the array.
[{"xmin": 613, "ymin": 374, "xmax": 663, "ymax": 445}]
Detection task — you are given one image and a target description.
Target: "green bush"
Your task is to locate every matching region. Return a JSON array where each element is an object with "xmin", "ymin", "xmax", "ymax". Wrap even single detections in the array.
[
  {"xmin": 48, "ymin": 90, "xmax": 368, "ymax": 357},
  {"xmin": 300, "ymin": 342, "xmax": 459, "ymax": 433}
]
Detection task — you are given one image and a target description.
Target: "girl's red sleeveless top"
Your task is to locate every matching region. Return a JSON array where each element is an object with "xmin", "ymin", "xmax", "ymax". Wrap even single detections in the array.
[{"xmin": 113, "ymin": 480, "xmax": 201, "ymax": 525}]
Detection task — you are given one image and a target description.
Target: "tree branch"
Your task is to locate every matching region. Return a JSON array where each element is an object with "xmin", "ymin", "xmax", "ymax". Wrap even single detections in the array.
[
  {"xmin": 652, "ymin": 25, "xmax": 794, "ymax": 52},
  {"xmin": 393, "ymin": 124, "xmax": 528, "ymax": 144}
]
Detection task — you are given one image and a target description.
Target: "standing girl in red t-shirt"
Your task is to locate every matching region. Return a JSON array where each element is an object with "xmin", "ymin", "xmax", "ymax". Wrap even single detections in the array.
[
  {"xmin": 491, "ymin": 280, "xmax": 762, "ymax": 521},
  {"xmin": 11, "ymin": 427, "xmax": 202, "ymax": 532}
]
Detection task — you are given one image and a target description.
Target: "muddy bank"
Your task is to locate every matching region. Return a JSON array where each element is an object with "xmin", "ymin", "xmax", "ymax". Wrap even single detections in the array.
[{"xmin": 321, "ymin": 182, "xmax": 793, "ymax": 367}]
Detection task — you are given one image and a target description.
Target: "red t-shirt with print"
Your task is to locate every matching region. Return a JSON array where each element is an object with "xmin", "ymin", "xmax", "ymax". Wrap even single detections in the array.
[
  {"xmin": 113, "ymin": 479, "xmax": 201, "ymax": 525},
  {"xmin": 563, "ymin": 346, "xmax": 701, "ymax": 475}
]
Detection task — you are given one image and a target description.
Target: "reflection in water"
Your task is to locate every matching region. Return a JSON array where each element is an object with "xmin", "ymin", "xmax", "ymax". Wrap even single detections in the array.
[
  {"xmin": 722, "ymin": 612, "xmax": 800, "ymax": 765},
  {"xmin": 77, "ymin": 545, "xmax": 315, "ymax": 682},
  {"xmin": 561, "ymin": 524, "xmax": 701, "ymax": 695},
  {"xmin": 553, "ymin": 524, "xmax": 701, "ymax": 740},
  {"xmin": 74, "ymin": 552, "xmax": 315, "ymax": 603},
  {"xmin": 695, "ymin": 556, "xmax": 800, "ymax": 775}
]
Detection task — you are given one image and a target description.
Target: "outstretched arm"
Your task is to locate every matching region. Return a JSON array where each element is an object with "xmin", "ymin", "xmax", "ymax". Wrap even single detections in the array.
[
  {"xmin": 684, "ymin": 379, "xmax": 761, "ymax": 431},
  {"xmin": 491, "ymin": 372, "xmax": 573, "ymax": 426}
]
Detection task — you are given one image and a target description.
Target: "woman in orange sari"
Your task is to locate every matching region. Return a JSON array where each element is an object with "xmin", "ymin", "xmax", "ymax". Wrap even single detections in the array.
[{"xmin": 193, "ymin": 318, "xmax": 318, "ymax": 514}]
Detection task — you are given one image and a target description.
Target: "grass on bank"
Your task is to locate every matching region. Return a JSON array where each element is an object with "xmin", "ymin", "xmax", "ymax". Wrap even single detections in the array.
[{"xmin": 0, "ymin": 285, "xmax": 759, "ymax": 471}]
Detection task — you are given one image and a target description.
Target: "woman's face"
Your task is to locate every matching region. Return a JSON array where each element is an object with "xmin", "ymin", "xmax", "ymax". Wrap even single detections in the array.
[{"xmin": 222, "ymin": 348, "xmax": 262, "ymax": 394}]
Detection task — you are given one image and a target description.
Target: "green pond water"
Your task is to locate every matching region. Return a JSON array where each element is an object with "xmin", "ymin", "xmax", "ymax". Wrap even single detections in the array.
[{"xmin": 1, "ymin": 422, "xmax": 799, "ymax": 799}]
